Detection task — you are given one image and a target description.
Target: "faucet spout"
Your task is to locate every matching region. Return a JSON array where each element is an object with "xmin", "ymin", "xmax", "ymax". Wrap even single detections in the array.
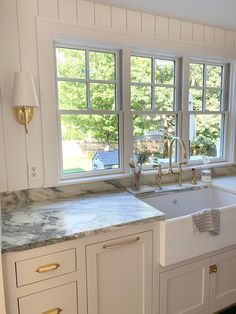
[{"xmin": 169, "ymin": 137, "xmax": 187, "ymax": 186}]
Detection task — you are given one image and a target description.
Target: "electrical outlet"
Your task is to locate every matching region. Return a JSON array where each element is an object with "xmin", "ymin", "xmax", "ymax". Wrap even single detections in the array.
[{"xmin": 28, "ymin": 164, "xmax": 39, "ymax": 180}]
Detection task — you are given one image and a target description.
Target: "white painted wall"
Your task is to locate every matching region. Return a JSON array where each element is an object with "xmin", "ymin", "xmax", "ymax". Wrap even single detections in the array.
[{"xmin": 1, "ymin": 0, "xmax": 236, "ymax": 191}]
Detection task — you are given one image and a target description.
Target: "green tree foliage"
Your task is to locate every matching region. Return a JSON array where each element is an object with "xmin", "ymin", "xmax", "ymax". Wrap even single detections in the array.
[
  {"xmin": 56, "ymin": 48, "xmax": 224, "ymax": 171},
  {"xmin": 189, "ymin": 63, "xmax": 223, "ymax": 157},
  {"xmin": 57, "ymin": 48, "xmax": 117, "ymax": 146}
]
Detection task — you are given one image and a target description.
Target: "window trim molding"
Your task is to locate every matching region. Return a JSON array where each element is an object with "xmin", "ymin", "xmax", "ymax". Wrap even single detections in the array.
[{"xmin": 36, "ymin": 19, "xmax": 236, "ymax": 187}]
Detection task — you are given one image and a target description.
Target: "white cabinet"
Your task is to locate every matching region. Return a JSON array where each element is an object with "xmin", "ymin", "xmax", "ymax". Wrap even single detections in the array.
[
  {"xmin": 160, "ymin": 259, "xmax": 210, "ymax": 314},
  {"xmin": 19, "ymin": 282, "xmax": 78, "ymax": 314},
  {"xmin": 210, "ymin": 248, "xmax": 236, "ymax": 312},
  {"xmin": 160, "ymin": 248, "xmax": 236, "ymax": 314},
  {"xmin": 86, "ymin": 231, "xmax": 153, "ymax": 314}
]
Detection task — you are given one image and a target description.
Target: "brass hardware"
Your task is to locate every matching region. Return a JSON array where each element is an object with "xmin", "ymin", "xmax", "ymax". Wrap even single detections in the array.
[
  {"xmin": 153, "ymin": 164, "xmax": 163, "ymax": 190},
  {"xmin": 190, "ymin": 168, "xmax": 197, "ymax": 185},
  {"xmin": 209, "ymin": 264, "xmax": 217, "ymax": 273},
  {"xmin": 12, "ymin": 106, "xmax": 34, "ymax": 134},
  {"xmin": 103, "ymin": 237, "xmax": 140, "ymax": 250},
  {"xmin": 169, "ymin": 137, "xmax": 187, "ymax": 186},
  {"xmin": 42, "ymin": 307, "xmax": 62, "ymax": 314},
  {"xmin": 35, "ymin": 263, "xmax": 60, "ymax": 273}
]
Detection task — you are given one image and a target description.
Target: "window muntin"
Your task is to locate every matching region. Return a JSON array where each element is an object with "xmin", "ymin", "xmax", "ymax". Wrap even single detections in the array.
[
  {"xmin": 188, "ymin": 62, "xmax": 226, "ymax": 160},
  {"xmin": 55, "ymin": 46, "xmax": 121, "ymax": 176},
  {"xmin": 130, "ymin": 55, "xmax": 177, "ymax": 165},
  {"xmin": 55, "ymin": 46, "xmax": 230, "ymax": 179},
  {"xmin": 130, "ymin": 56, "xmax": 176, "ymax": 111}
]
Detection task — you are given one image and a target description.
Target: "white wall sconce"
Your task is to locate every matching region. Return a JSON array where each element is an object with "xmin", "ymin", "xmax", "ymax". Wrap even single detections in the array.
[{"xmin": 11, "ymin": 72, "xmax": 39, "ymax": 134}]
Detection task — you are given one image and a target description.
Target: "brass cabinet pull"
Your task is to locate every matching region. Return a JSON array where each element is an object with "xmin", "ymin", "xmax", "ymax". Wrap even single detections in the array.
[
  {"xmin": 42, "ymin": 307, "xmax": 62, "ymax": 314},
  {"xmin": 209, "ymin": 264, "xmax": 218, "ymax": 273},
  {"xmin": 35, "ymin": 263, "xmax": 60, "ymax": 273},
  {"xmin": 103, "ymin": 237, "xmax": 140, "ymax": 250}
]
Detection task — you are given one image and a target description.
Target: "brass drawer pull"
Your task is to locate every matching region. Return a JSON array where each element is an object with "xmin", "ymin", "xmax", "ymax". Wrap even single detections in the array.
[
  {"xmin": 36, "ymin": 263, "xmax": 60, "ymax": 273},
  {"xmin": 42, "ymin": 307, "xmax": 62, "ymax": 314},
  {"xmin": 103, "ymin": 237, "xmax": 140, "ymax": 250},
  {"xmin": 209, "ymin": 264, "xmax": 218, "ymax": 273}
]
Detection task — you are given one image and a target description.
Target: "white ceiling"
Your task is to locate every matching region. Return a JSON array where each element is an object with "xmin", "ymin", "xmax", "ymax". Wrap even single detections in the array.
[{"xmin": 91, "ymin": 0, "xmax": 236, "ymax": 31}]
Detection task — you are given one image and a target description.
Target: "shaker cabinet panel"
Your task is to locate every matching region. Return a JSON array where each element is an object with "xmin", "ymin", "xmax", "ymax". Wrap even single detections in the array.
[
  {"xmin": 160, "ymin": 259, "xmax": 210, "ymax": 314},
  {"xmin": 86, "ymin": 231, "xmax": 153, "ymax": 314},
  {"xmin": 210, "ymin": 248, "xmax": 236, "ymax": 311},
  {"xmin": 18, "ymin": 282, "xmax": 78, "ymax": 314}
]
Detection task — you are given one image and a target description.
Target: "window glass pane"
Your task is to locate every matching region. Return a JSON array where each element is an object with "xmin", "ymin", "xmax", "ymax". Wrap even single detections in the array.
[
  {"xmin": 189, "ymin": 63, "xmax": 203, "ymax": 87},
  {"xmin": 189, "ymin": 89, "xmax": 203, "ymax": 111},
  {"xmin": 61, "ymin": 114, "xmax": 119, "ymax": 174},
  {"xmin": 189, "ymin": 114, "xmax": 223, "ymax": 160},
  {"xmin": 56, "ymin": 48, "xmax": 86, "ymax": 79},
  {"xmin": 155, "ymin": 87, "xmax": 174, "ymax": 111},
  {"xmin": 206, "ymin": 90, "xmax": 221, "ymax": 111},
  {"xmin": 131, "ymin": 56, "xmax": 152, "ymax": 83},
  {"xmin": 90, "ymin": 83, "xmax": 115, "ymax": 110},
  {"xmin": 133, "ymin": 114, "xmax": 176, "ymax": 164},
  {"xmin": 206, "ymin": 65, "xmax": 222, "ymax": 88},
  {"xmin": 58, "ymin": 81, "xmax": 86, "ymax": 110},
  {"xmin": 131, "ymin": 85, "xmax": 151, "ymax": 110},
  {"xmin": 89, "ymin": 52, "xmax": 115, "ymax": 81},
  {"xmin": 155, "ymin": 59, "xmax": 175, "ymax": 85}
]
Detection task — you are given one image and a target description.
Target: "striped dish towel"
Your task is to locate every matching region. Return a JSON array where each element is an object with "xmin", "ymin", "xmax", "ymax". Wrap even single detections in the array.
[{"xmin": 192, "ymin": 208, "xmax": 220, "ymax": 235}]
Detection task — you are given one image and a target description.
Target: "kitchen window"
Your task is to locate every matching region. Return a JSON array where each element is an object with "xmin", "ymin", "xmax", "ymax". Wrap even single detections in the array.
[
  {"xmin": 54, "ymin": 44, "xmax": 230, "ymax": 179},
  {"xmin": 55, "ymin": 46, "xmax": 122, "ymax": 177},
  {"xmin": 130, "ymin": 55, "xmax": 178, "ymax": 166},
  {"xmin": 188, "ymin": 62, "xmax": 228, "ymax": 162}
]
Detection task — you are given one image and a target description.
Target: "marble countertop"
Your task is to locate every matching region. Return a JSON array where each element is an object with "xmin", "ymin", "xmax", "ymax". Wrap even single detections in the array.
[{"xmin": 1, "ymin": 191, "xmax": 164, "ymax": 254}]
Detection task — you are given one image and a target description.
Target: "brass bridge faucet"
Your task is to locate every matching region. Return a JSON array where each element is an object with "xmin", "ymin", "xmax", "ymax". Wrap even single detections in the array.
[{"xmin": 169, "ymin": 137, "xmax": 187, "ymax": 186}]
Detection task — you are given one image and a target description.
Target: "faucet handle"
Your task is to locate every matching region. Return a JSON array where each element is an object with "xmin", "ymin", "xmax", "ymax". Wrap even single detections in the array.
[{"xmin": 190, "ymin": 168, "xmax": 197, "ymax": 185}]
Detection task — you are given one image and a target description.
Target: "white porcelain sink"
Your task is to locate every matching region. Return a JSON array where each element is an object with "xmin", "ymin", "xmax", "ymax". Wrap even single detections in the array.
[{"xmin": 140, "ymin": 186, "xmax": 236, "ymax": 266}]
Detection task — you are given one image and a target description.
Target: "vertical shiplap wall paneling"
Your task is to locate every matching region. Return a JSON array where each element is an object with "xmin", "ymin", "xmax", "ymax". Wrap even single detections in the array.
[
  {"xmin": 141, "ymin": 13, "xmax": 155, "ymax": 36},
  {"xmin": 156, "ymin": 16, "xmax": 169, "ymax": 40},
  {"xmin": 58, "ymin": 0, "xmax": 77, "ymax": 24},
  {"xmin": 127, "ymin": 10, "xmax": 141, "ymax": 34},
  {"xmin": 77, "ymin": 0, "xmax": 95, "ymax": 27},
  {"xmin": 0, "ymin": 88, "xmax": 8, "ymax": 192},
  {"xmin": 0, "ymin": 0, "xmax": 28, "ymax": 191},
  {"xmin": 181, "ymin": 21, "xmax": 193, "ymax": 43},
  {"xmin": 38, "ymin": 0, "xmax": 59, "ymax": 20},
  {"xmin": 204, "ymin": 26, "xmax": 215, "ymax": 47},
  {"xmin": 225, "ymin": 31, "xmax": 234, "ymax": 50},
  {"xmin": 94, "ymin": 3, "xmax": 111, "ymax": 29},
  {"xmin": 193, "ymin": 24, "xmax": 204, "ymax": 45},
  {"xmin": 215, "ymin": 28, "xmax": 225, "ymax": 49},
  {"xmin": 111, "ymin": 7, "xmax": 127, "ymax": 33},
  {"xmin": 169, "ymin": 19, "xmax": 181, "ymax": 41},
  {"xmin": 17, "ymin": 0, "xmax": 45, "ymax": 188}
]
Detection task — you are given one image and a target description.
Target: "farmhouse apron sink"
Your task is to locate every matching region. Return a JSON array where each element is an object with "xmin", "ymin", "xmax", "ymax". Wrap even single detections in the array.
[{"xmin": 139, "ymin": 186, "xmax": 236, "ymax": 266}]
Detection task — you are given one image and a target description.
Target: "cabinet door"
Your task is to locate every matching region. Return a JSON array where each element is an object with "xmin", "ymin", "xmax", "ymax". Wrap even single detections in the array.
[
  {"xmin": 86, "ymin": 231, "xmax": 152, "ymax": 314},
  {"xmin": 160, "ymin": 259, "xmax": 210, "ymax": 314},
  {"xmin": 210, "ymin": 248, "xmax": 236, "ymax": 311}
]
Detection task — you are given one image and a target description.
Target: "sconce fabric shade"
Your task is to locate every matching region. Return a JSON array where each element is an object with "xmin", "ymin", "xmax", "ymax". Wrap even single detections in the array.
[
  {"xmin": 12, "ymin": 72, "xmax": 39, "ymax": 108},
  {"xmin": 12, "ymin": 72, "xmax": 39, "ymax": 134}
]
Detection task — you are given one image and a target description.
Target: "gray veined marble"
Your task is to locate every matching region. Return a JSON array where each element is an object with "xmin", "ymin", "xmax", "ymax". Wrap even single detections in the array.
[{"xmin": 1, "ymin": 192, "xmax": 164, "ymax": 254}]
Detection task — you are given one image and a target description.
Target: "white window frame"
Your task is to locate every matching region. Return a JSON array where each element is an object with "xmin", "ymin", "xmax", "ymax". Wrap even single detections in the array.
[
  {"xmin": 129, "ymin": 52, "xmax": 180, "ymax": 169},
  {"xmin": 53, "ymin": 43, "xmax": 230, "ymax": 180},
  {"xmin": 182, "ymin": 58, "xmax": 229, "ymax": 165},
  {"xmin": 54, "ymin": 43, "xmax": 124, "ymax": 179}
]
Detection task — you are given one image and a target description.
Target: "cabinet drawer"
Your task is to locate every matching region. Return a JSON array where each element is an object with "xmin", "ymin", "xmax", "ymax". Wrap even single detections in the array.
[
  {"xmin": 16, "ymin": 249, "xmax": 76, "ymax": 287},
  {"xmin": 18, "ymin": 282, "xmax": 78, "ymax": 314}
]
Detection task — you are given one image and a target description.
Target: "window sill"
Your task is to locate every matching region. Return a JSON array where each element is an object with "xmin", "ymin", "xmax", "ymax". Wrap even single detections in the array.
[{"xmin": 56, "ymin": 161, "xmax": 236, "ymax": 188}]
